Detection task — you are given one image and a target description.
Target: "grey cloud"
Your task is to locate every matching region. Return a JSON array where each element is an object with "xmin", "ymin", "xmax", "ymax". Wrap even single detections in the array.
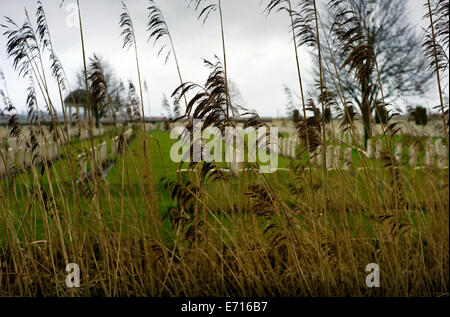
[{"xmin": 0, "ymin": 0, "xmax": 439, "ymax": 118}]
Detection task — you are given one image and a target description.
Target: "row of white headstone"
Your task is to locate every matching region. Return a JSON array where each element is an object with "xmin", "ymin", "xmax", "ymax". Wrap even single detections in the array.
[
  {"xmin": 0, "ymin": 127, "xmax": 104, "ymax": 143},
  {"xmin": 78, "ymin": 128, "xmax": 105, "ymax": 140},
  {"xmin": 0, "ymin": 128, "xmax": 119, "ymax": 178},
  {"xmin": 274, "ymin": 121, "xmax": 446, "ymax": 139},
  {"xmin": 0, "ymin": 139, "xmax": 62, "ymax": 176},
  {"xmin": 1, "ymin": 128, "xmax": 105, "ymax": 150},
  {"xmin": 279, "ymin": 137, "xmax": 449, "ymax": 169},
  {"xmin": 76, "ymin": 129, "xmax": 133, "ymax": 180}
]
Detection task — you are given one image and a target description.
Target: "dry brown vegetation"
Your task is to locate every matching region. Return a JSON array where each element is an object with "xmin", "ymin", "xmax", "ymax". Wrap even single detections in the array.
[{"xmin": 0, "ymin": 0, "xmax": 448, "ymax": 297}]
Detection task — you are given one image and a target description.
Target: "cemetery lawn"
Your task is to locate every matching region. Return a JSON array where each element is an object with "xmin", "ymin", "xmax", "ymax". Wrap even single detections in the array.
[{"xmin": 2, "ymin": 129, "xmax": 447, "ymax": 244}]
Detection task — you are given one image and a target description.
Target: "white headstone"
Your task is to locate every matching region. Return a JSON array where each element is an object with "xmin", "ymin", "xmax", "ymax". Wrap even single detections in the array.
[
  {"xmin": 290, "ymin": 139, "xmax": 296, "ymax": 159},
  {"xmin": 17, "ymin": 146, "xmax": 26, "ymax": 171},
  {"xmin": 126, "ymin": 129, "xmax": 133, "ymax": 141},
  {"xmin": 114, "ymin": 136, "xmax": 120, "ymax": 154},
  {"xmin": 286, "ymin": 139, "xmax": 291, "ymax": 158},
  {"xmin": 89, "ymin": 148, "xmax": 99, "ymax": 172},
  {"xmin": 25, "ymin": 148, "xmax": 32, "ymax": 168},
  {"xmin": 47, "ymin": 141, "xmax": 53, "ymax": 161},
  {"xmin": 7, "ymin": 148, "xmax": 14, "ymax": 171},
  {"xmin": 326, "ymin": 146, "xmax": 334, "ymax": 169},
  {"xmin": 315, "ymin": 147, "xmax": 322, "ymax": 168},
  {"xmin": 367, "ymin": 139, "xmax": 374, "ymax": 159},
  {"xmin": 278, "ymin": 138, "xmax": 282, "ymax": 156},
  {"xmin": 69, "ymin": 128, "xmax": 77, "ymax": 138},
  {"xmin": 424, "ymin": 141, "xmax": 434, "ymax": 166},
  {"xmin": 53, "ymin": 142, "xmax": 59, "ymax": 160},
  {"xmin": 335, "ymin": 146, "xmax": 342, "ymax": 169},
  {"xmin": 99, "ymin": 142, "xmax": 107, "ymax": 163},
  {"xmin": 77, "ymin": 153, "xmax": 87, "ymax": 179},
  {"xmin": 9, "ymin": 137, "xmax": 18, "ymax": 150},
  {"xmin": 110, "ymin": 138, "xmax": 116, "ymax": 156},
  {"xmin": 0, "ymin": 150, "xmax": 5, "ymax": 176},
  {"xmin": 80, "ymin": 130, "xmax": 88, "ymax": 140},
  {"xmin": 40, "ymin": 141, "xmax": 49, "ymax": 162},
  {"xmin": 408, "ymin": 144, "xmax": 417, "ymax": 167},
  {"xmin": 435, "ymin": 139, "xmax": 448, "ymax": 169},
  {"xmin": 283, "ymin": 138, "xmax": 288, "ymax": 156},
  {"xmin": 376, "ymin": 139, "xmax": 383, "ymax": 160},
  {"xmin": 343, "ymin": 147, "xmax": 352, "ymax": 170},
  {"xmin": 395, "ymin": 143, "xmax": 403, "ymax": 164},
  {"xmin": 93, "ymin": 128, "xmax": 105, "ymax": 137}
]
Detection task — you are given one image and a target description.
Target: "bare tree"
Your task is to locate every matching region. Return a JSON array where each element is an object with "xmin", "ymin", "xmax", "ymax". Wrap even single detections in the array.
[
  {"xmin": 317, "ymin": 0, "xmax": 433, "ymax": 146},
  {"xmin": 72, "ymin": 55, "xmax": 120, "ymax": 127}
]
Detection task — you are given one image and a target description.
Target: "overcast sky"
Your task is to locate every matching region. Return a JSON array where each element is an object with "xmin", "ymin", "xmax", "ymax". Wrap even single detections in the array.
[{"xmin": 0, "ymin": 0, "xmax": 437, "ymax": 118}]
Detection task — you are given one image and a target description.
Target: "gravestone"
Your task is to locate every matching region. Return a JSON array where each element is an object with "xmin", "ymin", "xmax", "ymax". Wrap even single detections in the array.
[
  {"xmin": 395, "ymin": 143, "xmax": 403, "ymax": 164},
  {"xmin": 284, "ymin": 138, "xmax": 288, "ymax": 157},
  {"xmin": 334, "ymin": 146, "xmax": 342, "ymax": 169},
  {"xmin": 89, "ymin": 148, "xmax": 99, "ymax": 173},
  {"xmin": 290, "ymin": 139, "xmax": 296, "ymax": 159},
  {"xmin": 408, "ymin": 144, "xmax": 417, "ymax": 167},
  {"xmin": 125, "ymin": 129, "xmax": 133, "ymax": 142},
  {"xmin": 326, "ymin": 146, "xmax": 335, "ymax": 169},
  {"xmin": 7, "ymin": 148, "xmax": 14, "ymax": 171},
  {"xmin": 343, "ymin": 147, "xmax": 352, "ymax": 170},
  {"xmin": 315, "ymin": 147, "xmax": 322, "ymax": 168},
  {"xmin": 79, "ymin": 129, "xmax": 88, "ymax": 140},
  {"xmin": 17, "ymin": 147, "xmax": 26, "ymax": 171},
  {"xmin": 24, "ymin": 147, "xmax": 32, "ymax": 168},
  {"xmin": 367, "ymin": 139, "xmax": 374, "ymax": 159},
  {"xmin": 0, "ymin": 150, "xmax": 5, "ymax": 176},
  {"xmin": 114, "ymin": 136, "xmax": 121, "ymax": 154},
  {"xmin": 373, "ymin": 125, "xmax": 381, "ymax": 136},
  {"xmin": 47, "ymin": 142, "xmax": 55, "ymax": 162},
  {"xmin": 278, "ymin": 138, "xmax": 282, "ymax": 156},
  {"xmin": 93, "ymin": 128, "xmax": 105, "ymax": 137},
  {"xmin": 52, "ymin": 142, "xmax": 59, "ymax": 161},
  {"xmin": 285, "ymin": 139, "xmax": 290, "ymax": 157},
  {"xmin": 354, "ymin": 133, "xmax": 363, "ymax": 147},
  {"xmin": 69, "ymin": 128, "xmax": 77, "ymax": 138},
  {"xmin": 99, "ymin": 142, "xmax": 107, "ymax": 164},
  {"xmin": 39, "ymin": 141, "xmax": 49, "ymax": 162},
  {"xmin": 435, "ymin": 139, "xmax": 448, "ymax": 169},
  {"xmin": 8, "ymin": 137, "xmax": 18, "ymax": 150},
  {"xmin": 110, "ymin": 137, "xmax": 117, "ymax": 156},
  {"xmin": 77, "ymin": 153, "xmax": 87, "ymax": 180},
  {"xmin": 376, "ymin": 139, "xmax": 383, "ymax": 160},
  {"xmin": 424, "ymin": 141, "xmax": 434, "ymax": 166}
]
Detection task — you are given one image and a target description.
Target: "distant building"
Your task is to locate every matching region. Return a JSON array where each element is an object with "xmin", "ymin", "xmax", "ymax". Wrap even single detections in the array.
[
  {"xmin": 64, "ymin": 89, "xmax": 121, "ymax": 126},
  {"xmin": 64, "ymin": 89, "xmax": 90, "ymax": 126}
]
